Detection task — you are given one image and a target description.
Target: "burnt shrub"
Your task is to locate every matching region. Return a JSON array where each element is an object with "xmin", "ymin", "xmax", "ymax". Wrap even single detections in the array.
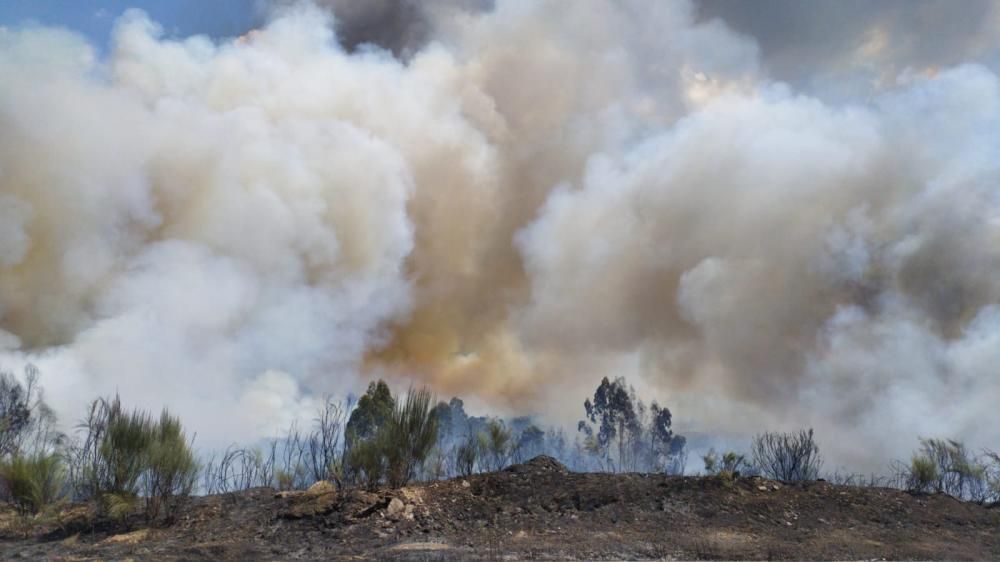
[{"xmin": 751, "ymin": 429, "xmax": 822, "ymax": 481}]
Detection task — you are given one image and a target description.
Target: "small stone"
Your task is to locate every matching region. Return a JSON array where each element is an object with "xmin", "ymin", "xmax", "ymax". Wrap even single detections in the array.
[
  {"xmin": 386, "ymin": 497, "xmax": 406, "ymax": 518},
  {"xmin": 757, "ymin": 485, "xmax": 768, "ymax": 491},
  {"xmin": 461, "ymin": 480, "xmax": 471, "ymax": 488}
]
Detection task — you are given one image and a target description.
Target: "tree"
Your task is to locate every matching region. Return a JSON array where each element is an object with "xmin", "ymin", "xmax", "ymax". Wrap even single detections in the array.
[
  {"xmin": 647, "ymin": 402, "xmax": 676, "ymax": 469},
  {"xmin": 345, "ymin": 380, "xmax": 394, "ymax": 450},
  {"xmin": 580, "ymin": 377, "xmax": 641, "ymax": 472},
  {"xmin": 0, "ymin": 365, "xmax": 62, "ymax": 458},
  {"xmin": 0, "ymin": 371, "xmax": 32, "ymax": 457},
  {"xmin": 306, "ymin": 398, "xmax": 345, "ymax": 485},
  {"xmin": 515, "ymin": 424, "xmax": 545, "ymax": 463}
]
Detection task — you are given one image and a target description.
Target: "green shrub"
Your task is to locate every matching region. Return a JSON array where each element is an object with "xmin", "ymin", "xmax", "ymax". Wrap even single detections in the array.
[
  {"xmin": 704, "ymin": 449, "xmax": 751, "ymax": 479},
  {"xmin": 76, "ymin": 396, "xmax": 198, "ymax": 521},
  {"xmin": 382, "ymin": 387, "xmax": 438, "ymax": 488},
  {"xmin": 484, "ymin": 420, "xmax": 512, "ymax": 472},
  {"xmin": 909, "ymin": 454, "xmax": 939, "ymax": 493},
  {"xmin": 344, "ymin": 386, "xmax": 438, "ymax": 489},
  {"xmin": 345, "ymin": 436, "xmax": 384, "ymax": 490},
  {"xmin": 912, "ymin": 438, "xmax": 987, "ymax": 499},
  {"xmin": 455, "ymin": 433, "xmax": 480, "ymax": 477},
  {"xmin": 422, "ymin": 446, "xmax": 448, "ymax": 481},
  {"xmin": 103, "ymin": 491, "xmax": 141, "ymax": 521},
  {"xmin": 98, "ymin": 399, "xmax": 154, "ymax": 499},
  {"xmin": 275, "ymin": 469, "xmax": 297, "ymax": 492},
  {"xmin": 702, "ymin": 450, "xmax": 718, "ymax": 474},
  {"xmin": 0, "ymin": 452, "xmax": 65, "ymax": 514},
  {"xmin": 143, "ymin": 411, "xmax": 198, "ymax": 520}
]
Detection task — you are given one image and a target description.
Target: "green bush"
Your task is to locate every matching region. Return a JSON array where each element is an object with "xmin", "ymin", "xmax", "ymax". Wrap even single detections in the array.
[
  {"xmin": 344, "ymin": 386, "xmax": 438, "ymax": 489},
  {"xmin": 143, "ymin": 411, "xmax": 198, "ymax": 520},
  {"xmin": 0, "ymin": 452, "xmax": 64, "ymax": 514},
  {"xmin": 382, "ymin": 388, "xmax": 438, "ymax": 488},
  {"xmin": 484, "ymin": 420, "xmax": 512, "ymax": 472},
  {"xmin": 345, "ymin": 437, "xmax": 384, "ymax": 490},
  {"xmin": 909, "ymin": 454, "xmax": 939, "ymax": 493},
  {"xmin": 704, "ymin": 449, "xmax": 752, "ymax": 478},
  {"xmin": 99, "ymin": 402, "xmax": 154, "ymax": 500},
  {"xmin": 77, "ymin": 397, "xmax": 198, "ymax": 521},
  {"xmin": 455, "ymin": 433, "xmax": 480, "ymax": 477},
  {"xmin": 702, "ymin": 450, "xmax": 718, "ymax": 474},
  {"xmin": 911, "ymin": 438, "xmax": 987, "ymax": 499}
]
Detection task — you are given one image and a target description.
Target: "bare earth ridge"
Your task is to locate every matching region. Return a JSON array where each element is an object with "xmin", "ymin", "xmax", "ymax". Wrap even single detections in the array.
[{"xmin": 2, "ymin": 456, "xmax": 998, "ymax": 560}]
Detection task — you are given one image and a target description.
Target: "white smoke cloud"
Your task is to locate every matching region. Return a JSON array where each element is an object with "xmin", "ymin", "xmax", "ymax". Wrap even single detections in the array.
[
  {"xmin": 0, "ymin": 6, "xmax": 430, "ymax": 447},
  {"xmin": 1, "ymin": 1, "xmax": 999, "ymax": 469},
  {"xmin": 516, "ymin": 65, "xmax": 1000, "ymax": 469}
]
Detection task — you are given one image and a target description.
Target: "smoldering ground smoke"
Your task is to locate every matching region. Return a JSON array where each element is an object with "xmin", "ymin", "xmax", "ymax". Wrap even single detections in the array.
[{"xmin": 1, "ymin": 0, "xmax": 1000, "ymax": 469}]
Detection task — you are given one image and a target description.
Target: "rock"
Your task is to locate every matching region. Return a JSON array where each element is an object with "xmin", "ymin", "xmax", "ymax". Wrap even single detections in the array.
[
  {"xmin": 307, "ymin": 480, "xmax": 336, "ymax": 495},
  {"xmin": 279, "ymin": 486, "xmax": 339, "ymax": 519},
  {"xmin": 757, "ymin": 485, "xmax": 768, "ymax": 491},
  {"xmin": 400, "ymin": 487, "xmax": 424, "ymax": 504},
  {"xmin": 387, "ymin": 497, "xmax": 406, "ymax": 518},
  {"xmin": 101, "ymin": 529, "xmax": 152, "ymax": 545},
  {"xmin": 461, "ymin": 480, "xmax": 471, "ymax": 488}
]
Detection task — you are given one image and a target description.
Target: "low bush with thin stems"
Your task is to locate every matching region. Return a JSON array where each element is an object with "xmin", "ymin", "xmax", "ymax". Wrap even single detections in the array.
[
  {"xmin": 0, "ymin": 452, "xmax": 65, "ymax": 515},
  {"xmin": 751, "ymin": 429, "xmax": 823, "ymax": 482}
]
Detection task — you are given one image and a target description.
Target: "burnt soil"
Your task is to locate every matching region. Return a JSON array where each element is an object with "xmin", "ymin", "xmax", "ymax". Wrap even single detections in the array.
[{"xmin": 2, "ymin": 456, "xmax": 998, "ymax": 560}]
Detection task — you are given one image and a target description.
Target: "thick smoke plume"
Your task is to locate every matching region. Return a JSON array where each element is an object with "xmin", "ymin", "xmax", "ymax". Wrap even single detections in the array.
[{"xmin": 2, "ymin": 0, "xmax": 1000, "ymax": 469}]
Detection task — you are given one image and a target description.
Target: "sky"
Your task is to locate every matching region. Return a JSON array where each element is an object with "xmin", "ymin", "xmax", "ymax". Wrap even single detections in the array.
[
  {"xmin": 4, "ymin": 1, "xmax": 997, "ymax": 87},
  {"xmin": 2, "ymin": 0, "xmax": 1000, "ymax": 472},
  {"xmin": 0, "ymin": 0, "xmax": 258, "ymax": 51}
]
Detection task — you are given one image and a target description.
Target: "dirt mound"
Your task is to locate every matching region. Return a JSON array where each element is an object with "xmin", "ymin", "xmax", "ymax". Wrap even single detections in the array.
[
  {"xmin": 502, "ymin": 454, "xmax": 569, "ymax": 475},
  {"xmin": 3, "ymin": 470, "xmax": 1000, "ymax": 560}
]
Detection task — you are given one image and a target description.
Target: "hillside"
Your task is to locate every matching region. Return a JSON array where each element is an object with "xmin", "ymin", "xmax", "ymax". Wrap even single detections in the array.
[{"xmin": 2, "ymin": 456, "xmax": 998, "ymax": 560}]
